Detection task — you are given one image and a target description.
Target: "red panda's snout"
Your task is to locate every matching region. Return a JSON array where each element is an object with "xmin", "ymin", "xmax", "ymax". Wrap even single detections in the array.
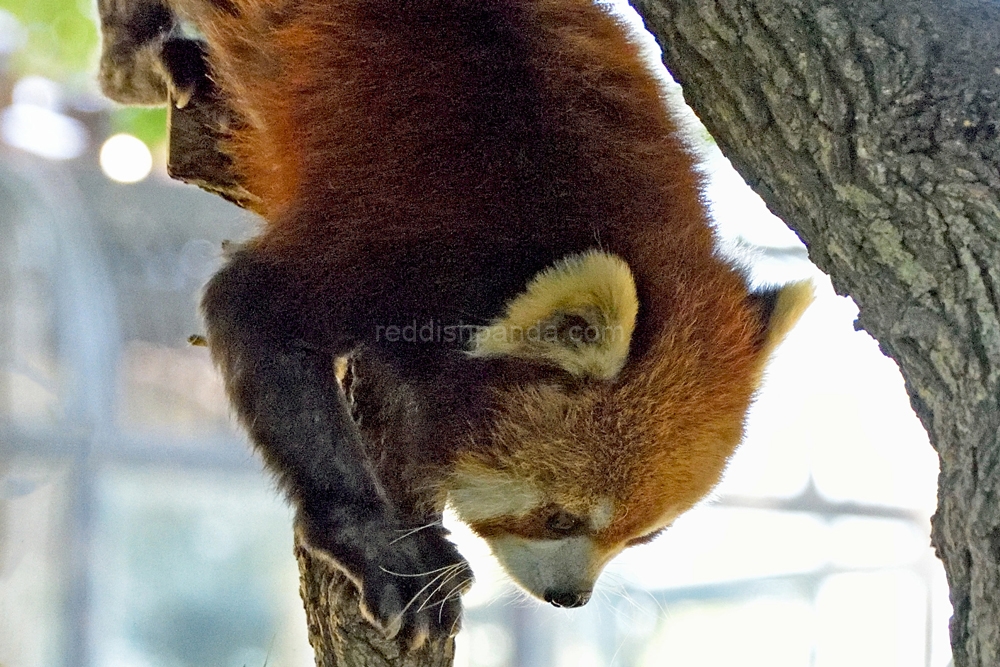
[{"xmin": 482, "ymin": 534, "xmax": 613, "ymax": 606}]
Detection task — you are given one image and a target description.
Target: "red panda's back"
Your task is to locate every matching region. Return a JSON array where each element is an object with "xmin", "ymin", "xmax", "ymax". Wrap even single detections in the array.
[
  {"xmin": 205, "ymin": 2, "xmax": 534, "ymax": 227},
  {"xmin": 201, "ymin": 0, "xmax": 711, "ymax": 260}
]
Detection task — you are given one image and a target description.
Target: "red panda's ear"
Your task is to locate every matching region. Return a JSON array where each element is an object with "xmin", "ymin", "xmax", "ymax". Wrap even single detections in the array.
[
  {"xmin": 468, "ymin": 251, "xmax": 638, "ymax": 380},
  {"xmin": 748, "ymin": 279, "xmax": 815, "ymax": 357}
]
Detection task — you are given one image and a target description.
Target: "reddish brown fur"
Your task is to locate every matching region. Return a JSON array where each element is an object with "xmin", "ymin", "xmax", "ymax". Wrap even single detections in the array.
[{"xmin": 203, "ymin": 0, "xmax": 713, "ymax": 260}]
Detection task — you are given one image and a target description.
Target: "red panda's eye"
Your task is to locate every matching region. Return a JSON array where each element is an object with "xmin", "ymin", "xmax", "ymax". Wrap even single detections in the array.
[{"xmin": 546, "ymin": 510, "xmax": 583, "ymax": 534}]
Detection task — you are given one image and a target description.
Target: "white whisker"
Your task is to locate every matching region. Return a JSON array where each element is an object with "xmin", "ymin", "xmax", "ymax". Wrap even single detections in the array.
[
  {"xmin": 449, "ymin": 607, "xmax": 463, "ymax": 637},
  {"xmin": 417, "ymin": 563, "xmax": 468, "ymax": 612},
  {"xmin": 379, "ymin": 562, "xmax": 463, "ymax": 578},
  {"xmin": 438, "ymin": 576, "xmax": 474, "ymax": 623},
  {"xmin": 398, "ymin": 563, "xmax": 467, "ymax": 619},
  {"xmin": 389, "ymin": 521, "xmax": 442, "ymax": 546}
]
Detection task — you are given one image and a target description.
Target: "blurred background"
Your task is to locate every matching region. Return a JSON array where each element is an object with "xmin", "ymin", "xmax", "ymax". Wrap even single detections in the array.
[{"xmin": 0, "ymin": 0, "xmax": 951, "ymax": 666}]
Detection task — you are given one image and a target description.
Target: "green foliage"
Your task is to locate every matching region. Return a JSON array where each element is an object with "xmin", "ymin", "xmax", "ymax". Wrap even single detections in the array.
[
  {"xmin": 112, "ymin": 107, "xmax": 168, "ymax": 147},
  {"xmin": 0, "ymin": 0, "xmax": 169, "ymax": 146},
  {"xmin": 1, "ymin": 0, "xmax": 99, "ymax": 80}
]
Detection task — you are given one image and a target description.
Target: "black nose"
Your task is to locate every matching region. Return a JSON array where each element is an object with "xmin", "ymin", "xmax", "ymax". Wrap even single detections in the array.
[{"xmin": 543, "ymin": 589, "xmax": 592, "ymax": 608}]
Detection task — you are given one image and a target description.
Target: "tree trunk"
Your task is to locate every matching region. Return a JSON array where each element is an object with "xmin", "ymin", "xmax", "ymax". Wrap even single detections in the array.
[{"xmin": 629, "ymin": 0, "xmax": 1000, "ymax": 664}]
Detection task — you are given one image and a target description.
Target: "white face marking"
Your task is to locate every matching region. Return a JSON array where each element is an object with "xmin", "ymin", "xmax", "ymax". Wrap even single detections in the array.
[
  {"xmin": 448, "ymin": 468, "xmax": 543, "ymax": 523},
  {"xmin": 485, "ymin": 535, "xmax": 619, "ymax": 600},
  {"xmin": 590, "ymin": 498, "xmax": 615, "ymax": 530}
]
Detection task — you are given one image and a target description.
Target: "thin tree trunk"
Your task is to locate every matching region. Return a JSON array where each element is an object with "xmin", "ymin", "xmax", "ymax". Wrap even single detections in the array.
[{"xmin": 630, "ymin": 0, "xmax": 1000, "ymax": 664}]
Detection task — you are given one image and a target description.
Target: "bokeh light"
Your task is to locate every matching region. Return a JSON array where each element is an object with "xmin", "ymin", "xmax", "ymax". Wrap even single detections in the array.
[
  {"xmin": 1, "ymin": 103, "xmax": 87, "ymax": 160},
  {"xmin": 99, "ymin": 133, "xmax": 153, "ymax": 183}
]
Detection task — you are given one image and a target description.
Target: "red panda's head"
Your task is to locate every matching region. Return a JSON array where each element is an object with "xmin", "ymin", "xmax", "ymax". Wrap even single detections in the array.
[{"xmin": 448, "ymin": 251, "xmax": 813, "ymax": 606}]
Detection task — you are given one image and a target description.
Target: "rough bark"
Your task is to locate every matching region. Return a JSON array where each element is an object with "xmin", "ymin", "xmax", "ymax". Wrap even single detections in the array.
[{"xmin": 629, "ymin": 0, "xmax": 1000, "ymax": 664}]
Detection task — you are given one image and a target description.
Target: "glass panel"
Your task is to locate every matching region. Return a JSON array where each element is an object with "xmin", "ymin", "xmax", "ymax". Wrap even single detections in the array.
[
  {"xmin": 0, "ymin": 458, "xmax": 72, "ymax": 667},
  {"xmin": 88, "ymin": 466, "xmax": 312, "ymax": 667}
]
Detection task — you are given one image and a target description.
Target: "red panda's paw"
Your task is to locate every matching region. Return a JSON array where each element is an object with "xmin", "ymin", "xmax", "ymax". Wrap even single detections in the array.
[
  {"xmin": 359, "ymin": 529, "xmax": 472, "ymax": 650},
  {"xmin": 295, "ymin": 504, "xmax": 471, "ymax": 647},
  {"xmin": 160, "ymin": 37, "xmax": 209, "ymax": 108}
]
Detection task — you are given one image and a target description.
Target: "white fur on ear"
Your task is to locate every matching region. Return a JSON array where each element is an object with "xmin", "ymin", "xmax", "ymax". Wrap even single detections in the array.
[{"xmin": 469, "ymin": 250, "xmax": 639, "ymax": 380}]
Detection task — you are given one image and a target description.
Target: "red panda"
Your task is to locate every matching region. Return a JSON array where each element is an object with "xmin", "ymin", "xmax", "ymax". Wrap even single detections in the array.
[{"xmin": 99, "ymin": 0, "xmax": 813, "ymax": 650}]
